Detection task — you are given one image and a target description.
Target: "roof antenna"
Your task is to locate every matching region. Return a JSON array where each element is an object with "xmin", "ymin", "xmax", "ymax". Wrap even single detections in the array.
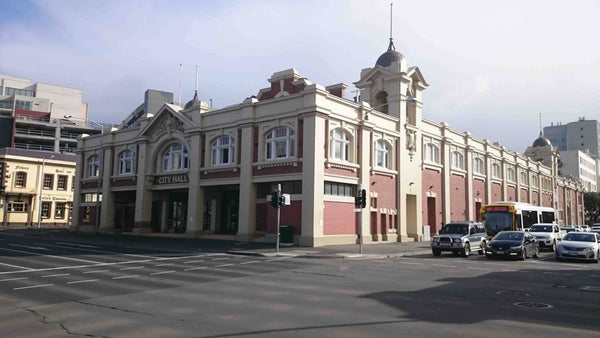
[
  {"xmin": 194, "ymin": 65, "xmax": 199, "ymax": 100},
  {"xmin": 178, "ymin": 63, "xmax": 182, "ymax": 107},
  {"xmin": 539, "ymin": 112, "xmax": 542, "ymax": 136},
  {"xmin": 388, "ymin": 3, "xmax": 395, "ymax": 51}
]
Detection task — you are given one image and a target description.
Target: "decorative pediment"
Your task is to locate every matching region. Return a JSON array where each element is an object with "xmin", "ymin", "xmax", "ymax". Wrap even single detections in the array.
[
  {"xmin": 139, "ymin": 103, "xmax": 194, "ymax": 140},
  {"xmin": 406, "ymin": 66, "xmax": 429, "ymax": 89}
]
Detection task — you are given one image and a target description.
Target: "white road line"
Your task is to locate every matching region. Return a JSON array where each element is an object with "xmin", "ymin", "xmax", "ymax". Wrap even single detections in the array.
[
  {"xmin": 396, "ymin": 261, "xmax": 423, "ymax": 265},
  {"xmin": 543, "ymin": 271, "xmax": 575, "ymax": 276},
  {"xmin": 42, "ymin": 273, "xmax": 70, "ymax": 278},
  {"xmin": 155, "ymin": 263, "xmax": 174, "ymax": 267},
  {"xmin": 184, "ymin": 266, "xmax": 207, "ymax": 271},
  {"xmin": 433, "ymin": 264, "xmax": 457, "ymax": 268},
  {"xmin": 8, "ymin": 244, "xmax": 49, "ymax": 251},
  {"xmin": 0, "ymin": 259, "xmax": 152, "ymax": 276},
  {"xmin": 214, "ymin": 264, "xmax": 234, "ymax": 268},
  {"xmin": 0, "ymin": 277, "xmax": 28, "ymax": 282},
  {"xmin": 183, "ymin": 260, "xmax": 205, "ymax": 264},
  {"xmin": 154, "ymin": 254, "xmax": 212, "ymax": 261},
  {"xmin": 590, "ymin": 275, "xmax": 600, "ymax": 278},
  {"xmin": 14, "ymin": 284, "xmax": 53, "ymax": 290},
  {"xmin": 120, "ymin": 266, "xmax": 144, "ymax": 271},
  {"xmin": 67, "ymin": 279, "xmax": 99, "ymax": 285},
  {"xmin": 55, "ymin": 242, "xmax": 99, "ymax": 248},
  {"xmin": 83, "ymin": 270, "xmax": 110, "ymax": 274},
  {"xmin": 211, "ymin": 258, "xmax": 229, "ymax": 261},
  {"xmin": 36, "ymin": 243, "xmax": 155, "ymax": 259},
  {"xmin": 468, "ymin": 267, "xmax": 492, "ymax": 271},
  {"xmin": 0, "ymin": 247, "xmax": 102, "ymax": 264},
  {"xmin": 113, "ymin": 275, "xmax": 139, "ymax": 280},
  {"xmin": 150, "ymin": 270, "xmax": 175, "ymax": 275},
  {"xmin": 0, "ymin": 261, "xmax": 32, "ymax": 270},
  {"xmin": 240, "ymin": 261, "xmax": 258, "ymax": 265}
]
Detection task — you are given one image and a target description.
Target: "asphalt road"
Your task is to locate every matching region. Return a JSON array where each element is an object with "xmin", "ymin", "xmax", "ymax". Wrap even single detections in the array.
[{"xmin": 1, "ymin": 230, "xmax": 599, "ymax": 338}]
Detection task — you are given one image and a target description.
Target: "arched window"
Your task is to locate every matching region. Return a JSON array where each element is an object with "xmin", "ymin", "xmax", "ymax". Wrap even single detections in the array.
[
  {"xmin": 331, "ymin": 128, "xmax": 350, "ymax": 161},
  {"xmin": 531, "ymin": 174, "xmax": 539, "ymax": 188},
  {"xmin": 212, "ymin": 135, "xmax": 235, "ymax": 166},
  {"xmin": 375, "ymin": 140, "xmax": 390, "ymax": 169},
  {"xmin": 374, "ymin": 91, "xmax": 389, "ymax": 114},
  {"xmin": 492, "ymin": 163, "xmax": 501, "ymax": 178},
  {"xmin": 507, "ymin": 168, "xmax": 515, "ymax": 182},
  {"xmin": 520, "ymin": 171, "xmax": 527, "ymax": 185},
  {"xmin": 162, "ymin": 143, "xmax": 189, "ymax": 172},
  {"xmin": 452, "ymin": 151, "xmax": 464, "ymax": 169},
  {"xmin": 88, "ymin": 154, "xmax": 100, "ymax": 177},
  {"xmin": 473, "ymin": 158, "xmax": 484, "ymax": 174},
  {"xmin": 119, "ymin": 150, "xmax": 134, "ymax": 174},
  {"xmin": 265, "ymin": 127, "xmax": 295, "ymax": 160},
  {"xmin": 424, "ymin": 143, "xmax": 439, "ymax": 164}
]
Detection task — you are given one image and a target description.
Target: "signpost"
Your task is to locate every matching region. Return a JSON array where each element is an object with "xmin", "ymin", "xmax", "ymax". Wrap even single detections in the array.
[{"xmin": 354, "ymin": 184, "xmax": 367, "ymax": 254}]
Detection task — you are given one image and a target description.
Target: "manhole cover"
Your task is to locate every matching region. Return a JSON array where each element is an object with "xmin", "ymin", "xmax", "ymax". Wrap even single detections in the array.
[
  {"xmin": 513, "ymin": 302, "xmax": 553, "ymax": 309},
  {"xmin": 497, "ymin": 290, "xmax": 530, "ymax": 297}
]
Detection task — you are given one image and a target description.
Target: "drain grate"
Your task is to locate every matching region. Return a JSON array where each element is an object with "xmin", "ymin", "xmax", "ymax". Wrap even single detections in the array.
[
  {"xmin": 497, "ymin": 290, "xmax": 530, "ymax": 297},
  {"xmin": 514, "ymin": 302, "xmax": 553, "ymax": 309}
]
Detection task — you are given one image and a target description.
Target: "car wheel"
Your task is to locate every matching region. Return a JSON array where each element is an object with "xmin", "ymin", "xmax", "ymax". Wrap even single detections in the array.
[
  {"xmin": 462, "ymin": 243, "xmax": 470, "ymax": 257},
  {"xmin": 432, "ymin": 248, "xmax": 441, "ymax": 257},
  {"xmin": 478, "ymin": 241, "xmax": 486, "ymax": 255},
  {"xmin": 519, "ymin": 248, "xmax": 527, "ymax": 261},
  {"xmin": 551, "ymin": 241, "xmax": 556, "ymax": 252},
  {"xmin": 532, "ymin": 245, "xmax": 539, "ymax": 258}
]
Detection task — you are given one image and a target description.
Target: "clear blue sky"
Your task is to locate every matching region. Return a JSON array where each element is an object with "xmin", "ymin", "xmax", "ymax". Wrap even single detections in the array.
[{"xmin": 1, "ymin": 0, "xmax": 599, "ymax": 154}]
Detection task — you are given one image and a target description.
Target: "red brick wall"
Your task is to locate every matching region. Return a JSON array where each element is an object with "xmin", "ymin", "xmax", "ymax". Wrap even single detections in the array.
[
  {"xmin": 520, "ymin": 188, "xmax": 529, "ymax": 203},
  {"xmin": 110, "ymin": 178, "xmax": 136, "ymax": 187},
  {"xmin": 507, "ymin": 186, "xmax": 516, "ymax": 202},
  {"xmin": 422, "ymin": 168, "xmax": 443, "ymax": 232},
  {"xmin": 450, "ymin": 174, "xmax": 466, "ymax": 221},
  {"xmin": 491, "ymin": 183, "xmax": 502, "ymax": 202},
  {"xmin": 256, "ymin": 203, "xmax": 267, "ymax": 231},
  {"xmin": 200, "ymin": 170, "xmax": 241, "ymax": 180},
  {"xmin": 370, "ymin": 173, "xmax": 398, "ymax": 235},
  {"xmin": 324, "ymin": 167, "xmax": 359, "ymax": 178},
  {"xmin": 323, "ymin": 201, "xmax": 357, "ymax": 235},
  {"xmin": 265, "ymin": 201, "xmax": 302, "ymax": 235},
  {"xmin": 532, "ymin": 191, "xmax": 540, "ymax": 205},
  {"xmin": 253, "ymin": 164, "xmax": 302, "ymax": 176}
]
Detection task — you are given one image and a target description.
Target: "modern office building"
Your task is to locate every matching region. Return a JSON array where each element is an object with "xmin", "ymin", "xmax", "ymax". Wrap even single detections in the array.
[
  {"xmin": 557, "ymin": 150, "xmax": 597, "ymax": 192},
  {"xmin": 72, "ymin": 39, "xmax": 585, "ymax": 245}
]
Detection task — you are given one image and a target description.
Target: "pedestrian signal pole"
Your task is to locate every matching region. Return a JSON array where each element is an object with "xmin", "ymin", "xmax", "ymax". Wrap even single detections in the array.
[
  {"xmin": 271, "ymin": 184, "xmax": 282, "ymax": 253},
  {"xmin": 354, "ymin": 184, "xmax": 367, "ymax": 254}
]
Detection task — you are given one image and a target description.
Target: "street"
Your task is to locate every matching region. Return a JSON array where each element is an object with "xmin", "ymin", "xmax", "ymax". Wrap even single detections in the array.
[{"xmin": 1, "ymin": 229, "xmax": 599, "ymax": 337}]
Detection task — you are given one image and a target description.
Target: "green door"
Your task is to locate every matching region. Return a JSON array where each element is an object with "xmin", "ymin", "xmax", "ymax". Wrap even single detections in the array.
[
  {"xmin": 220, "ymin": 190, "xmax": 239, "ymax": 234},
  {"xmin": 168, "ymin": 191, "xmax": 188, "ymax": 233}
]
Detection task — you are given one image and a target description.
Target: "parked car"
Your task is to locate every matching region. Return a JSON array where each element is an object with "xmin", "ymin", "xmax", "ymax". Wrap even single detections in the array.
[
  {"xmin": 528, "ymin": 223, "xmax": 564, "ymax": 252},
  {"xmin": 580, "ymin": 225, "xmax": 590, "ymax": 232},
  {"xmin": 555, "ymin": 232, "xmax": 600, "ymax": 263},
  {"xmin": 560, "ymin": 226, "xmax": 578, "ymax": 234},
  {"xmin": 485, "ymin": 231, "xmax": 539, "ymax": 260},
  {"xmin": 431, "ymin": 222, "xmax": 487, "ymax": 257}
]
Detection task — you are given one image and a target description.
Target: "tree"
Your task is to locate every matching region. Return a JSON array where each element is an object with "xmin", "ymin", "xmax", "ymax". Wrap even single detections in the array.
[{"xmin": 584, "ymin": 192, "xmax": 600, "ymax": 223}]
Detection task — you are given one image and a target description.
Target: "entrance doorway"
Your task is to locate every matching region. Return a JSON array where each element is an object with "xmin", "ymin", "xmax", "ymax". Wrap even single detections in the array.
[
  {"xmin": 219, "ymin": 190, "xmax": 239, "ymax": 234},
  {"xmin": 168, "ymin": 191, "xmax": 188, "ymax": 233}
]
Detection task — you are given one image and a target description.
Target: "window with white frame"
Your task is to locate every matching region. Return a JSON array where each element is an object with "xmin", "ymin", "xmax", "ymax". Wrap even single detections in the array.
[
  {"xmin": 15, "ymin": 171, "xmax": 27, "ymax": 187},
  {"xmin": 88, "ymin": 154, "xmax": 100, "ymax": 177},
  {"xmin": 57, "ymin": 175, "xmax": 68, "ymax": 190},
  {"xmin": 119, "ymin": 150, "xmax": 134, "ymax": 174},
  {"xmin": 424, "ymin": 143, "xmax": 439, "ymax": 164},
  {"xmin": 473, "ymin": 158, "xmax": 484, "ymax": 174},
  {"xmin": 55, "ymin": 202, "xmax": 66, "ymax": 219},
  {"xmin": 330, "ymin": 128, "xmax": 350, "ymax": 161},
  {"xmin": 265, "ymin": 127, "xmax": 295, "ymax": 160},
  {"xmin": 43, "ymin": 174, "xmax": 53, "ymax": 189},
  {"xmin": 162, "ymin": 143, "xmax": 189, "ymax": 171},
  {"xmin": 212, "ymin": 135, "xmax": 235, "ymax": 165},
  {"xmin": 452, "ymin": 151, "xmax": 464, "ymax": 169},
  {"xmin": 375, "ymin": 140, "xmax": 390, "ymax": 169},
  {"xmin": 41, "ymin": 201, "xmax": 51, "ymax": 218},
  {"xmin": 520, "ymin": 171, "xmax": 527, "ymax": 185},
  {"xmin": 492, "ymin": 163, "xmax": 501, "ymax": 178},
  {"xmin": 531, "ymin": 174, "xmax": 539, "ymax": 188},
  {"xmin": 507, "ymin": 168, "xmax": 515, "ymax": 182},
  {"xmin": 8, "ymin": 200, "xmax": 28, "ymax": 212}
]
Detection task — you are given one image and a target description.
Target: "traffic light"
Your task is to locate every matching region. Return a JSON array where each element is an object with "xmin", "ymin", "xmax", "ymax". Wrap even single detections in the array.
[
  {"xmin": 354, "ymin": 189, "xmax": 367, "ymax": 208},
  {"xmin": 271, "ymin": 191, "xmax": 280, "ymax": 208}
]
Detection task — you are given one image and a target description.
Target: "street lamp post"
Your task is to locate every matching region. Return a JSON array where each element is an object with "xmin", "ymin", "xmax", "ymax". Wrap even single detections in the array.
[{"xmin": 64, "ymin": 115, "xmax": 104, "ymax": 233}]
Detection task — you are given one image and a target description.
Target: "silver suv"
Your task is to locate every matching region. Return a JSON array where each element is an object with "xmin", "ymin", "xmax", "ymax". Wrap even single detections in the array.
[{"xmin": 431, "ymin": 222, "xmax": 487, "ymax": 257}]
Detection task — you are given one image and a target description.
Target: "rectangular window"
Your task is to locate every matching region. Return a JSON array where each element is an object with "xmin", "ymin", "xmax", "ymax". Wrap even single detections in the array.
[
  {"xmin": 55, "ymin": 202, "xmax": 66, "ymax": 219},
  {"xmin": 72, "ymin": 176, "xmax": 75, "ymax": 191},
  {"xmin": 81, "ymin": 193, "xmax": 102, "ymax": 203},
  {"xmin": 43, "ymin": 174, "xmax": 54, "ymax": 189},
  {"xmin": 324, "ymin": 181, "xmax": 356, "ymax": 197},
  {"xmin": 15, "ymin": 100, "xmax": 32, "ymax": 110},
  {"xmin": 41, "ymin": 201, "xmax": 52, "ymax": 218},
  {"xmin": 15, "ymin": 172, "xmax": 27, "ymax": 187},
  {"xmin": 57, "ymin": 175, "xmax": 68, "ymax": 190},
  {"xmin": 8, "ymin": 201, "xmax": 28, "ymax": 212}
]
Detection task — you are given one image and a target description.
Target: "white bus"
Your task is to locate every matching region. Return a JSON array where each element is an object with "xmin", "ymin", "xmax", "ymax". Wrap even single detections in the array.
[{"xmin": 479, "ymin": 201, "xmax": 556, "ymax": 238}]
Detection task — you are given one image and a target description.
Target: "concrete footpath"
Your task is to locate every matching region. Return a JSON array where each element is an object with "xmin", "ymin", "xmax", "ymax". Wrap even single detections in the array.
[{"xmin": 0, "ymin": 227, "xmax": 433, "ymax": 259}]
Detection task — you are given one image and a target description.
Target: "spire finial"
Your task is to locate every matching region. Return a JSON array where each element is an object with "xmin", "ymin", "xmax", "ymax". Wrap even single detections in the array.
[
  {"xmin": 178, "ymin": 63, "xmax": 182, "ymax": 106},
  {"xmin": 388, "ymin": 3, "xmax": 395, "ymax": 51},
  {"xmin": 539, "ymin": 112, "xmax": 542, "ymax": 136},
  {"xmin": 195, "ymin": 65, "xmax": 198, "ymax": 94}
]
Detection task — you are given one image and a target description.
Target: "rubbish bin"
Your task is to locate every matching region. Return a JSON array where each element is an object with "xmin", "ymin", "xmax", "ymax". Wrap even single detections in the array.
[
  {"xmin": 423, "ymin": 225, "xmax": 430, "ymax": 241},
  {"xmin": 279, "ymin": 225, "xmax": 294, "ymax": 245}
]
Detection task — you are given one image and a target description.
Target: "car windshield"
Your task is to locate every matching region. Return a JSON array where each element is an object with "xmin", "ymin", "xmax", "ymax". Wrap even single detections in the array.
[
  {"xmin": 441, "ymin": 224, "xmax": 468, "ymax": 234},
  {"xmin": 563, "ymin": 233, "xmax": 596, "ymax": 242},
  {"xmin": 529, "ymin": 225, "xmax": 551, "ymax": 232},
  {"xmin": 494, "ymin": 232, "xmax": 523, "ymax": 241}
]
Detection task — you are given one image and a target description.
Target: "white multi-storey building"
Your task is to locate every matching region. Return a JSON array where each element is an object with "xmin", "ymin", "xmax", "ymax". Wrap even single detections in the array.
[{"xmin": 558, "ymin": 150, "xmax": 597, "ymax": 192}]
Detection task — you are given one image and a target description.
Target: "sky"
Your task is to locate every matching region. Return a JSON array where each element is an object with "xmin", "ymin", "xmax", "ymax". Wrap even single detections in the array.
[{"xmin": 1, "ymin": 0, "xmax": 599, "ymax": 154}]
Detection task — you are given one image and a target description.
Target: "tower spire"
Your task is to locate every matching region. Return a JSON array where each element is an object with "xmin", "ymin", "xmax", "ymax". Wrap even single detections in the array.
[
  {"xmin": 539, "ymin": 112, "xmax": 542, "ymax": 136},
  {"xmin": 388, "ymin": 3, "xmax": 395, "ymax": 51},
  {"xmin": 194, "ymin": 65, "xmax": 198, "ymax": 94}
]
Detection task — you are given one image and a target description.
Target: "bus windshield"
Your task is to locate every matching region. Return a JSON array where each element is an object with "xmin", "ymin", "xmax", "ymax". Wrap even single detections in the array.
[{"xmin": 482, "ymin": 212, "xmax": 512, "ymax": 237}]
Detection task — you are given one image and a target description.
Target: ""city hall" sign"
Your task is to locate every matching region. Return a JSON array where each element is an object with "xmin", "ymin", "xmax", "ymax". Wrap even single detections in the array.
[{"xmin": 153, "ymin": 173, "xmax": 189, "ymax": 185}]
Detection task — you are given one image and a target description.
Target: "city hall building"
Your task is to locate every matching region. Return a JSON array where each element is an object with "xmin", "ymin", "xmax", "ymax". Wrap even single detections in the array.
[{"xmin": 72, "ymin": 40, "xmax": 585, "ymax": 246}]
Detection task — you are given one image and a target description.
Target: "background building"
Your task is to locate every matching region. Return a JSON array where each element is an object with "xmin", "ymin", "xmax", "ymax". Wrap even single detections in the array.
[{"xmin": 72, "ymin": 41, "xmax": 585, "ymax": 245}]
